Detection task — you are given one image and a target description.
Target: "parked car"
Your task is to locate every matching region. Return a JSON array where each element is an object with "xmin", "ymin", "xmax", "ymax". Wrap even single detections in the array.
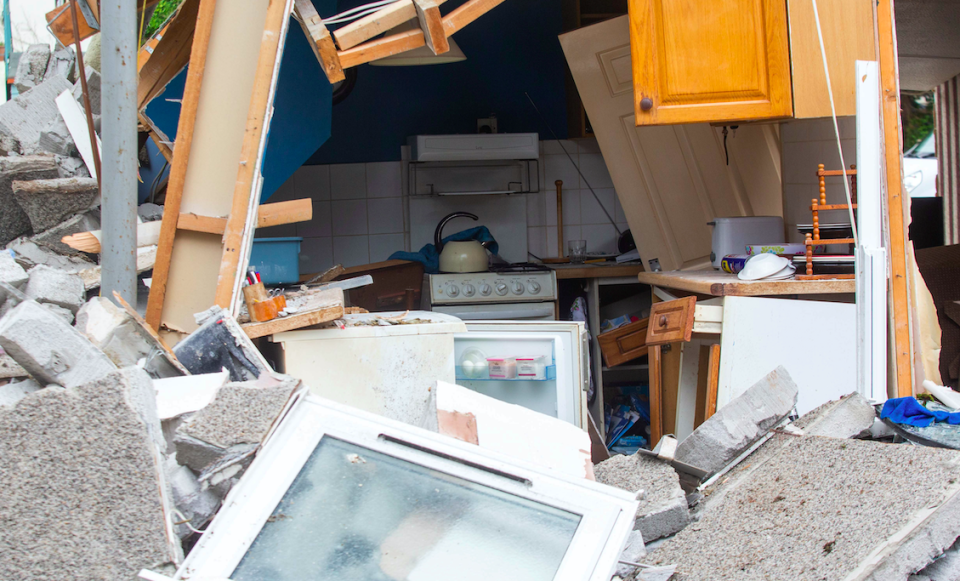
[{"xmin": 903, "ymin": 132, "xmax": 938, "ymax": 198}]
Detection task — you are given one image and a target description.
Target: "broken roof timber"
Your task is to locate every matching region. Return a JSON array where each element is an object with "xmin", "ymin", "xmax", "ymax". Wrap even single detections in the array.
[{"xmin": 294, "ymin": 0, "xmax": 345, "ymax": 84}]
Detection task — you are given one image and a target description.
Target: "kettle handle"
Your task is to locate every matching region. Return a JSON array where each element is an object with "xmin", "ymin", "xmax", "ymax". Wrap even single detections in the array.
[{"xmin": 434, "ymin": 212, "xmax": 478, "ymax": 253}]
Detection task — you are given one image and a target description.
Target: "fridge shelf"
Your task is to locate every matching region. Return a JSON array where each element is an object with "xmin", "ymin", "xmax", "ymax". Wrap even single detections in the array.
[{"xmin": 455, "ymin": 364, "xmax": 557, "ymax": 382}]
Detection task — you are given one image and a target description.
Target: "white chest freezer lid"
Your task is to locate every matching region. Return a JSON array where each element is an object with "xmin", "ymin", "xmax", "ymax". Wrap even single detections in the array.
[{"xmin": 270, "ymin": 311, "xmax": 466, "ymax": 342}]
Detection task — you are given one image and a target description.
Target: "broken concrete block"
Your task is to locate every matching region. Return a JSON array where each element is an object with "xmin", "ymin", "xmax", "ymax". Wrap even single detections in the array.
[
  {"xmin": 615, "ymin": 529, "xmax": 647, "ymax": 578},
  {"xmin": 72, "ymin": 66, "xmax": 101, "ymax": 116},
  {"xmin": 13, "ymin": 44, "xmax": 51, "ymax": 93},
  {"xmin": 139, "ymin": 202, "xmax": 165, "ymax": 222},
  {"xmin": 43, "ymin": 47, "xmax": 76, "ymax": 83},
  {"xmin": 0, "ymin": 377, "xmax": 42, "ymax": 407},
  {"xmin": 30, "ymin": 212, "xmax": 100, "ymax": 256},
  {"xmin": 910, "ymin": 536, "xmax": 960, "ymax": 581},
  {"xmin": 0, "ymin": 300, "xmax": 115, "ymax": 388},
  {"xmin": 0, "ymin": 251, "xmax": 28, "ymax": 302},
  {"xmin": 13, "ymin": 177, "xmax": 99, "ymax": 233},
  {"xmin": 0, "ymin": 155, "xmax": 60, "ymax": 245},
  {"xmin": 38, "ymin": 113, "xmax": 77, "ymax": 157},
  {"xmin": 24, "ymin": 264, "xmax": 84, "ymax": 314},
  {"xmin": 0, "ymin": 349, "xmax": 27, "ymax": 379},
  {"xmin": 41, "ymin": 302, "xmax": 74, "ymax": 325},
  {"xmin": 649, "ymin": 436, "xmax": 960, "ymax": 581},
  {"xmin": 174, "ymin": 379, "xmax": 300, "ymax": 472},
  {"xmin": 0, "ymin": 75, "xmax": 73, "ymax": 155},
  {"xmin": 6, "ymin": 237, "xmax": 96, "ymax": 274},
  {"xmin": 55, "ymin": 154, "xmax": 90, "ymax": 178},
  {"xmin": 794, "ymin": 392, "xmax": 877, "ymax": 439},
  {"xmin": 0, "ymin": 367, "xmax": 183, "ymax": 579},
  {"xmin": 165, "ymin": 457, "xmax": 221, "ymax": 538},
  {"xmin": 595, "ymin": 453, "xmax": 690, "ymax": 542},
  {"xmin": 75, "ymin": 296, "xmax": 129, "ymax": 344},
  {"xmin": 675, "ymin": 366, "xmax": 798, "ymax": 476}
]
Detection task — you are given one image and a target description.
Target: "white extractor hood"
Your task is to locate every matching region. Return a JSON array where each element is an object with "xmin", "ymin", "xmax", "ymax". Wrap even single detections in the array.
[{"xmin": 409, "ymin": 133, "xmax": 540, "ymax": 161}]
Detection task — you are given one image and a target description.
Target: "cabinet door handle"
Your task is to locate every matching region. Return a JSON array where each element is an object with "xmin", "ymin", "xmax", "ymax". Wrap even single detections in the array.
[{"xmin": 640, "ymin": 97, "xmax": 654, "ymax": 111}]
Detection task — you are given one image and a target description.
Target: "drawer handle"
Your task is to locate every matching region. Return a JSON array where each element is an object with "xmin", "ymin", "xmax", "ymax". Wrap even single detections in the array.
[
  {"xmin": 640, "ymin": 97, "xmax": 653, "ymax": 111},
  {"xmin": 658, "ymin": 315, "xmax": 668, "ymax": 327}
]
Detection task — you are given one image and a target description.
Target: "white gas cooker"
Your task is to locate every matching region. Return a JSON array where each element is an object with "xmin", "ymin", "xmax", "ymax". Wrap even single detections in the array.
[{"xmin": 425, "ymin": 264, "xmax": 558, "ymax": 321}]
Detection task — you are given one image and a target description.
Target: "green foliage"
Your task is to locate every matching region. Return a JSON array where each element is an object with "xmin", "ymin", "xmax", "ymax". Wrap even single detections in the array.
[
  {"xmin": 901, "ymin": 92, "xmax": 935, "ymax": 151},
  {"xmin": 143, "ymin": 0, "xmax": 185, "ymax": 40}
]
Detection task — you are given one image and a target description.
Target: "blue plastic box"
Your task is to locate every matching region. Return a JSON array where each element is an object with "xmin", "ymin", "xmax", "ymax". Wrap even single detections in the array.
[{"xmin": 249, "ymin": 237, "xmax": 302, "ymax": 285}]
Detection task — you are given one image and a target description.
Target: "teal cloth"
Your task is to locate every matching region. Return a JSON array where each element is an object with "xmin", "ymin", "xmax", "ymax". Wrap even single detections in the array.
[{"xmin": 389, "ymin": 227, "xmax": 498, "ymax": 274}]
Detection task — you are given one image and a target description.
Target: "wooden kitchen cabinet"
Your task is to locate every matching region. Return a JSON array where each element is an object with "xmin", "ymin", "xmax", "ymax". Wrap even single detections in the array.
[{"xmin": 628, "ymin": 0, "xmax": 794, "ymax": 125}]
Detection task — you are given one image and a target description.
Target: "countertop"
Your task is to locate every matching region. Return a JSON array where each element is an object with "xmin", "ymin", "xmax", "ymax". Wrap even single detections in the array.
[
  {"xmin": 548, "ymin": 262, "xmax": 645, "ymax": 279},
  {"xmin": 636, "ymin": 270, "xmax": 855, "ymax": 296}
]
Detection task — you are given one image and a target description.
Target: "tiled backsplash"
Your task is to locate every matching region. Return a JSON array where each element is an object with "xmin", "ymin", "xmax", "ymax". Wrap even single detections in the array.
[{"xmin": 257, "ymin": 138, "xmax": 623, "ymax": 272}]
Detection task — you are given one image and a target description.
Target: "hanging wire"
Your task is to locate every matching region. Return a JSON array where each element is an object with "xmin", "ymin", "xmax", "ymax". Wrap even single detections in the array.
[
  {"xmin": 322, "ymin": 0, "xmax": 399, "ymax": 24},
  {"xmin": 811, "ymin": 0, "xmax": 859, "ymax": 246}
]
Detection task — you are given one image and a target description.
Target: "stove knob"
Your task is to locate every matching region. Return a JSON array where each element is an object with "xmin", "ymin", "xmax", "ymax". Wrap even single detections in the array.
[
  {"xmin": 462, "ymin": 283, "xmax": 475, "ymax": 297},
  {"xmin": 446, "ymin": 283, "xmax": 459, "ymax": 297},
  {"xmin": 527, "ymin": 281, "xmax": 541, "ymax": 294},
  {"xmin": 479, "ymin": 283, "xmax": 492, "ymax": 296},
  {"xmin": 495, "ymin": 283, "xmax": 509, "ymax": 296},
  {"xmin": 512, "ymin": 281, "xmax": 524, "ymax": 295}
]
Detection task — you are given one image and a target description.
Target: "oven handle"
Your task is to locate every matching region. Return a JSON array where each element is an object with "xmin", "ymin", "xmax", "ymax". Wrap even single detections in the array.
[{"xmin": 450, "ymin": 304, "xmax": 556, "ymax": 320}]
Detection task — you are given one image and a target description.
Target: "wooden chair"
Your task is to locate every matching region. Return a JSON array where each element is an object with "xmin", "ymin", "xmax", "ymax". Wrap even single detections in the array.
[{"xmin": 797, "ymin": 163, "xmax": 857, "ymax": 280}]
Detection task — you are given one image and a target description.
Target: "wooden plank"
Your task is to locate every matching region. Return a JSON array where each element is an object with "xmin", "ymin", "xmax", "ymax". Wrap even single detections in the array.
[
  {"xmin": 242, "ymin": 305, "xmax": 344, "ymax": 339},
  {"xmin": 214, "ymin": 0, "xmax": 295, "ymax": 313},
  {"xmin": 332, "ymin": 0, "xmax": 441, "ymax": 50},
  {"xmin": 550, "ymin": 264, "xmax": 645, "ymax": 279},
  {"xmin": 787, "ymin": 0, "xmax": 876, "ymax": 118},
  {"xmin": 877, "ymin": 0, "xmax": 914, "ymax": 398},
  {"xmin": 338, "ymin": 0, "xmax": 506, "ymax": 68},
  {"xmin": 661, "ymin": 341, "xmax": 682, "ymax": 437},
  {"xmin": 176, "ymin": 198, "xmax": 313, "ymax": 234},
  {"xmin": 649, "ymin": 344, "xmax": 663, "ymax": 446},
  {"xmin": 694, "ymin": 345, "xmax": 710, "ymax": 427},
  {"xmin": 138, "ymin": 0, "xmax": 200, "ymax": 110},
  {"xmin": 413, "ymin": 0, "xmax": 449, "ymax": 55},
  {"xmin": 294, "ymin": 0, "xmax": 345, "ymax": 83},
  {"xmin": 646, "ymin": 296, "xmax": 697, "ymax": 345},
  {"xmin": 704, "ymin": 343, "xmax": 721, "ymax": 421},
  {"xmin": 597, "ymin": 317, "xmax": 650, "ymax": 367},
  {"xmin": 637, "ymin": 270, "xmax": 856, "ymax": 296},
  {"xmin": 145, "ymin": 0, "xmax": 219, "ymax": 331}
]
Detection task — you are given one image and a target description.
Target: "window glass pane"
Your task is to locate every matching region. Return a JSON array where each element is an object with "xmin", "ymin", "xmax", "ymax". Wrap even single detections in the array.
[{"xmin": 231, "ymin": 437, "xmax": 581, "ymax": 581}]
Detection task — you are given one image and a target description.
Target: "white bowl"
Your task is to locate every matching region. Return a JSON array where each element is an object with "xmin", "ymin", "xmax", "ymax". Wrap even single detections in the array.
[
  {"xmin": 765, "ymin": 264, "xmax": 797, "ymax": 280},
  {"xmin": 738, "ymin": 253, "xmax": 791, "ymax": 280}
]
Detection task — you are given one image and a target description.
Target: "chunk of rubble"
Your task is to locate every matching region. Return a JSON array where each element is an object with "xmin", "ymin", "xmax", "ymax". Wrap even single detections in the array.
[
  {"xmin": 138, "ymin": 202, "xmax": 164, "ymax": 222},
  {"xmin": 0, "ymin": 300, "xmax": 115, "ymax": 388},
  {"xmin": 0, "ymin": 155, "xmax": 60, "ymax": 245},
  {"xmin": 165, "ymin": 456, "xmax": 221, "ymax": 539},
  {"xmin": 55, "ymin": 154, "xmax": 90, "ymax": 178},
  {"xmin": 6, "ymin": 237, "xmax": 96, "ymax": 273},
  {"xmin": 0, "ymin": 349, "xmax": 27, "ymax": 379},
  {"xmin": 72, "ymin": 66, "xmax": 101, "ymax": 116},
  {"xmin": 24, "ymin": 264, "xmax": 85, "ymax": 314},
  {"xmin": 30, "ymin": 211, "xmax": 100, "ymax": 256},
  {"xmin": 0, "ymin": 367, "xmax": 183, "ymax": 580},
  {"xmin": 41, "ymin": 302, "xmax": 75, "ymax": 325},
  {"xmin": 594, "ymin": 453, "xmax": 690, "ymax": 542},
  {"xmin": 0, "ymin": 75, "xmax": 73, "ymax": 154},
  {"xmin": 647, "ymin": 436, "xmax": 960, "ymax": 581},
  {"xmin": 615, "ymin": 530, "xmax": 648, "ymax": 578},
  {"xmin": 13, "ymin": 44, "xmax": 51, "ymax": 93},
  {"xmin": 0, "ymin": 377, "xmax": 42, "ymax": 407},
  {"xmin": 793, "ymin": 392, "xmax": 877, "ymax": 439},
  {"xmin": 675, "ymin": 365, "xmax": 798, "ymax": 476},
  {"xmin": 43, "ymin": 47, "xmax": 76, "ymax": 82},
  {"xmin": 174, "ymin": 378, "xmax": 301, "ymax": 475},
  {"xmin": 910, "ymin": 536, "xmax": 960, "ymax": 581},
  {"xmin": 13, "ymin": 177, "xmax": 99, "ymax": 233},
  {"xmin": 0, "ymin": 251, "xmax": 28, "ymax": 301},
  {"xmin": 38, "ymin": 113, "xmax": 77, "ymax": 157}
]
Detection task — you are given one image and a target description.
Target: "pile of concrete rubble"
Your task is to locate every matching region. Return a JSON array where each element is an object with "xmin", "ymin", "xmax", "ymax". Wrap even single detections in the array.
[
  {"xmin": 0, "ymin": 43, "xmax": 160, "ymax": 302},
  {"xmin": 595, "ymin": 367, "xmax": 960, "ymax": 581}
]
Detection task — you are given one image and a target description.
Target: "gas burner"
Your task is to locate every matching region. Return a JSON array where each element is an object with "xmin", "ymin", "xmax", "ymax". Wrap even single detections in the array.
[{"xmin": 488, "ymin": 262, "xmax": 551, "ymax": 274}]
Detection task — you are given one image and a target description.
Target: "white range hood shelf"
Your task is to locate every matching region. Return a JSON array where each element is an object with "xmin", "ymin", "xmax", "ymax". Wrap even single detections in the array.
[{"xmin": 409, "ymin": 133, "xmax": 540, "ymax": 161}]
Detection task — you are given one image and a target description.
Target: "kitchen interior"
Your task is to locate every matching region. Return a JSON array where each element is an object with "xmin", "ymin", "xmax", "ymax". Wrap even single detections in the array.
[{"xmin": 252, "ymin": 0, "xmax": 953, "ymax": 453}]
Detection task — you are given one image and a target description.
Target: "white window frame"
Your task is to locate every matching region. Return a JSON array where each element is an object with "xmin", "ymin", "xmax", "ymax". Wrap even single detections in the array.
[{"xmin": 174, "ymin": 395, "xmax": 638, "ymax": 581}]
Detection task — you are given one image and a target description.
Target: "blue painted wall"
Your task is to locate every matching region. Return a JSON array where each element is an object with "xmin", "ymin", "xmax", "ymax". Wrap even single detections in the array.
[
  {"xmin": 306, "ymin": 0, "xmax": 567, "ymax": 165},
  {"xmin": 142, "ymin": 12, "xmax": 334, "ymax": 202}
]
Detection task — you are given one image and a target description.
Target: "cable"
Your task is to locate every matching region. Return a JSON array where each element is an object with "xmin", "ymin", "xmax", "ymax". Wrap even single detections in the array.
[
  {"xmin": 322, "ymin": 0, "xmax": 398, "ymax": 24},
  {"xmin": 811, "ymin": 0, "xmax": 858, "ymax": 246},
  {"xmin": 525, "ymin": 92, "xmax": 622, "ymax": 236}
]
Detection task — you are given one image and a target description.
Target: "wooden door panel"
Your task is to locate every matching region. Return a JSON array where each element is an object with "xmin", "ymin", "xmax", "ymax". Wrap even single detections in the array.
[
  {"xmin": 561, "ymin": 16, "xmax": 783, "ymax": 272},
  {"xmin": 630, "ymin": 0, "xmax": 793, "ymax": 125}
]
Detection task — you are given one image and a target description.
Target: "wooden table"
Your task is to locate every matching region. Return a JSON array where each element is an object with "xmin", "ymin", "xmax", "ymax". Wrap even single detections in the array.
[
  {"xmin": 637, "ymin": 270, "xmax": 855, "ymax": 296},
  {"xmin": 549, "ymin": 263, "xmax": 644, "ymax": 279}
]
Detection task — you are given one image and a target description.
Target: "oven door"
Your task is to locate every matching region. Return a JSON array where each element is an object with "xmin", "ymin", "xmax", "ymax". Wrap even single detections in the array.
[{"xmin": 431, "ymin": 302, "xmax": 557, "ymax": 321}]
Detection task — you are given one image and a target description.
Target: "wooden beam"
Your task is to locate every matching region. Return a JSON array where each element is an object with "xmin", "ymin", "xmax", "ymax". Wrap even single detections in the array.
[
  {"xmin": 337, "ymin": 0, "xmax": 505, "ymax": 68},
  {"xmin": 650, "ymin": 344, "xmax": 663, "ymax": 446},
  {"xmin": 333, "ymin": 0, "xmax": 419, "ymax": 50},
  {"xmin": 177, "ymin": 198, "xmax": 313, "ymax": 234},
  {"xmin": 145, "ymin": 0, "xmax": 219, "ymax": 331},
  {"xmin": 704, "ymin": 344, "xmax": 721, "ymax": 420},
  {"xmin": 876, "ymin": 0, "xmax": 914, "ymax": 397},
  {"xmin": 294, "ymin": 0, "xmax": 345, "ymax": 83},
  {"xmin": 138, "ymin": 0, "xmax": 200, "ymax": 110},
  {"xmin": 413, "ymin": 0, "xmax": 449, "ymax": 55},
  {"xmin": 213, "ymin": 0, "xmax": 293, "ymax": 311}
]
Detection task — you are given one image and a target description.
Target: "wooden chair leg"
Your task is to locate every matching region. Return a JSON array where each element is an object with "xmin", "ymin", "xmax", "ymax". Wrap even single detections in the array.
[
  {"xmin": 704, "ymin": 344, "xmax": 721, "ymax": 421},
  {"xmin": 650, "ymin": 344, "xmax": 663, "ymax": 446}
]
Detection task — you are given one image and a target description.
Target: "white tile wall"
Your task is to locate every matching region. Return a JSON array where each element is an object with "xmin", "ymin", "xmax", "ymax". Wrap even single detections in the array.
[{"xmin": 257, "ymin": 138, "xmax": 623, "ymax": 270}]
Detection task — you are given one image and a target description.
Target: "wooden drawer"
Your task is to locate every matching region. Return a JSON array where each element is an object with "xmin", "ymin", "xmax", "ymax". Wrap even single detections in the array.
[{"xmin": 597, "ymin": 317, "xmax": 650, "ymax": 367}]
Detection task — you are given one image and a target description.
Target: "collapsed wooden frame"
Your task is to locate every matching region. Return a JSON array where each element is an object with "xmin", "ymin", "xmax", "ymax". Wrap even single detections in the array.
[{"xmin": 298, "ymin": 0, "xmax": 507, "ymax": 83}]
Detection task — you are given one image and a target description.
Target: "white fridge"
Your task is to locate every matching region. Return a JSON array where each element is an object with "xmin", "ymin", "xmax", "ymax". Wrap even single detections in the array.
[{"xmin": 454, "ymin": 321, "xmax": 591, "ymax": 429}]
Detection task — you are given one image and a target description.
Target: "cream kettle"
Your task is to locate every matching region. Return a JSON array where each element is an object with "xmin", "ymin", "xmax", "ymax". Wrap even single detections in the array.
[{"xmin": 434, "ymin": 212, "xmax": 490, "ymax": 273}]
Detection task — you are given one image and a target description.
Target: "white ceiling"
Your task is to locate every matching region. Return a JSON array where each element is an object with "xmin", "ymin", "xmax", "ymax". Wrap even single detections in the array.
[{"xmin": 895, "ymin": 0, "xmax": 960, "ymax": 91}]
